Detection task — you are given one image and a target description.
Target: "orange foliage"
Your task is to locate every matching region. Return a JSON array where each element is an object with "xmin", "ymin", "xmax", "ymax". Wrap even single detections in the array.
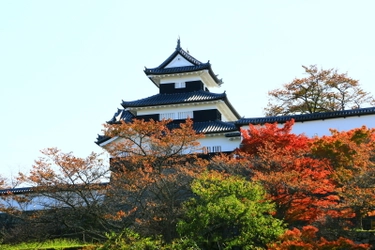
[
  {"xmin": 264, "ymin": 65, "xmax": 375, "ymax": 116},
  {"xmin": 311, "ymin": 126, "xmax": 375, "ymax": 228},
  {"xmin": 103, "ymin": 118, "xmax": 208, "ymax": 241},
  {"xmin": 268, "ymin": 225, "xmax": 370, "ymax": 250}
]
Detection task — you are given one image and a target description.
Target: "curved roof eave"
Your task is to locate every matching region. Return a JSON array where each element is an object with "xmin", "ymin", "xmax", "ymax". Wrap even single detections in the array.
[
  {"xmin": 222, "ymin": 96, "xmax": 241, "ymax": 120},
  {"xmin": 145, "ymin": 64, "xmax": 223, "ymax": 86},
  {"xmin": 107, "ymin": 109, "xmax": 135, "ymax": 124},
  {"xmin": 144, "ymin": 63, "xmax": 210, "ymax": 75},
  {"xmin": 95, "ymin": 134, "xmax": 112, "ymax": 145},
  {"xmin": 167, "ymin": 120, "xmax": 238, "ymax": 134},
  {"xmin": 96, "ymin": 120, "xmax": 239, "ymax": 146},
  {"xmin": 121, "ymin": 90, "xmax": 227, "ymax": 109}
]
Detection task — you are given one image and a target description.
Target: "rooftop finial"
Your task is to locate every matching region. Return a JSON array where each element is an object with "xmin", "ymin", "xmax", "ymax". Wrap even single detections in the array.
[{"xmin": 176, "ymin": 36, "xmax": 181, "ymax": 50}]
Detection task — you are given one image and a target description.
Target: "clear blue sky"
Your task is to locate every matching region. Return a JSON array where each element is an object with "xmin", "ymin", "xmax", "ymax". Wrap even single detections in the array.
[{"xmin": 1, "ymin": 1, "xmax": 374, "ymax": 180}]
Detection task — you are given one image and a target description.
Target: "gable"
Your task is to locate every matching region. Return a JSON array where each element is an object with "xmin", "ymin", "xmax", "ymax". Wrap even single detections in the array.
[{"xmin": 164, "ymin": 54, "xmax": 194, "ymax": 68}]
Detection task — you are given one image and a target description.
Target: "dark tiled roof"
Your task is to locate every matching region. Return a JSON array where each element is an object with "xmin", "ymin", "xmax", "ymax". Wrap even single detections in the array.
[
  {"xmin": 192, "ymin": 120, "xmax": 238, "ymax": 134},
  {"xmin": 144, "ymin": 40, "xmax": 222, "ymax": 85},
  {"xmin": 121, "ymin": 90, "xmax": 227, "ymax": 108},
  {"xmin": 168, "ymin": 120, "xmax": 238, "ymax": 134},
  {"xmin": 107, "ymin": 109, "xmax": 135, "ymax": 124},
  {"xmin": 145, "ymin": 63, "xmax": 211, "ymax": 75},
  {"xmin": 225, "ymin": 132, "xmax": 241, "ymax": 137},
  {"xmin": 96, "ymin": 110, "xmax": 135, "ymax": 145},
  {"xmin": 96, "ymin": 120, "xmax": 239, "ymax": 145},
  {"xmin": 236, "ymin": 107, "xmax": 375, "ymax": 126},
  {"xmin": 0, "ymin": 183, "xmax": 110, "ymax": 196},
  {"xmin": 95, "ymin": 134, "xmax": 111, "ymax": 145},
  {"xmin": 0, "ymin": 187, "xmax": 33, "ymax": 195}
]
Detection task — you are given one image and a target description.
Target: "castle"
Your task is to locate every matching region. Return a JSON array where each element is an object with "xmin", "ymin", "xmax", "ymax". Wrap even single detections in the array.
[
  {"xmin": 96, "ymin": 39, "xmax": 375, "ymax": 153},
  {"xmin": 2, "ymin": 39, "xmax": 375, "ymax": 198}
]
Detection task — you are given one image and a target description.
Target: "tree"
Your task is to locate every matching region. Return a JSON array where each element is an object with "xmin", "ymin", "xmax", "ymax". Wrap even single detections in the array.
[
  {"xmin": 239, "ymin": 120, "xmax": 339, "ymax": 225},
  {"xmin": 177, "ymin": 171, "xmax": 285, "ymax": 250},
  {"xmin": 1, "ymin": 118, "xmax": 206, "ymax": 244},
  {"xmin": 3, "ymin": 119, "xmax": 206, "ymax": 243},
  {"xmin": 103, "ymin": 118, "xmax": 207, "ymax": 243},
  {"xmin": 0, "ymin": 174, "xmax": 11, "ymax": 212},
  {"xmin": 14, "ymin": 148, "xmax": 113, "ymax": 241},
  {"xmin": 311, "ymin": 126, "xmax": 375, "ymax": 229},
  {"xmin": 265, "ymin": 65, "xmax": 375, "ymax": 116}
]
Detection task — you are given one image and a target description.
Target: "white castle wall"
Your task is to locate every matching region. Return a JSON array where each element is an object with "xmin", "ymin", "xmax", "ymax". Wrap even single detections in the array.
[
  {"xmin": 198, "ymin": 135, "xmax": 241, "ymax": 153},
  {"xmin": 240, "ymin": 114, "xmax": 375, "ymax": 137},
  {"xmin": 160, "ymin": 74, "xmax": 201, "ymax": 84},
  {"xmin": 136, "ymin": 104, "xmax": 218, "ymax": 116},
  {"xmin": 135, "ymin": 103, "xmax": 236, "ymax": 122}
]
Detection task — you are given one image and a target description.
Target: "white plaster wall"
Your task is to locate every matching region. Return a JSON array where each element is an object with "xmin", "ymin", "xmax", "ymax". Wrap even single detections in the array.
[
  {"xmin": 136, "ymin": 103, "xmax": 218, "ymax": 116},
  {"xmin": 292, "ymin": 115, "xmax": 375, "ymax": 137},
  {"xmin": 0, "ymin": 193, "xmax": 95, "ymax": 212},
  {"xmin": 160, "ymin": 75, "xmax": 202, "ymax": 84},
  {"xmin": 158, "ymin": 72, "xmax": 221, "ymax": 89},
  {"xmin": 198, "ymin": 135, "xmax": 241, "ymax": 153},
  {"xmin": 134, "ymin": 102, "xmax": 238, "ymax": 122},
  {"xmin": 240, "ymin": 114, "xmax": 375, "ymax": 137},
  {"xmin": 0, "ymin": 196, "xmax": 43, "ymax": 212}
]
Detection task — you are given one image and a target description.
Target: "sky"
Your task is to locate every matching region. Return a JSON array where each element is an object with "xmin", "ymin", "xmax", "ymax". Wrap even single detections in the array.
[{"xmin": 1, "ymin": 1, "xmax": 374, "ymax": 180}]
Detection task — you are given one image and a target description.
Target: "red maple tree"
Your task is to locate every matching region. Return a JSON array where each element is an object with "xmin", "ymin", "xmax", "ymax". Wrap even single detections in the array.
[{"xmin": 240, "ymin": 120, "xmax": 339, "ymax": 224}]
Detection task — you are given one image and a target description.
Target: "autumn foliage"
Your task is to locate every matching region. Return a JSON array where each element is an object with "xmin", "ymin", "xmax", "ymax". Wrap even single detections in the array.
[
  {"xmin": 2, "ymin": 119, "xmax": 207, "ymax": 243},
  {"xmin": 239, "ymin": 119, "xmax": 375, "ymax": 248},
  {"xmin": 2, "ymin": 117, "xmax": 375, "ymax": 248},
  {"xmin": 269, "ymin": 225, "xmax": 370, "ymax": 250},
  {"xmin": 311, "ymin": 126, "xmax": 375, "ymax": 228},
  {"xmin": 240, "ymin": 120, "xmax": 338, "ymax": 224},
  {"xmin": 103, "ymin": 119, "xmax": 207, "ymax": 242},
  {"xmin": 265, "ymin": 65, "xmax": 375, "ymax": 116}
]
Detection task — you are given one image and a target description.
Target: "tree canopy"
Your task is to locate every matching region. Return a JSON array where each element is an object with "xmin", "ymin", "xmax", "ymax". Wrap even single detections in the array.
[
  {"xmin": 178, "ymin": 171, "xmax": 285, "ymax": 249},
  {"xmin": 14, "ymin": 149, "xmax": 112, "ymax": 241},
  {"xmin": 239, "ymin": 120, "xmax": 338, "ymax": 224},
  {"xmin": 311, "ymin": 126, "xmax": 375, "ymax": 229},
  {"xmin": 2, "ymin": 117, "xmax": 374, "ymax": 248},
  {"xmin": 265, "ymin": 65, "xmax": 375, "ymax": 116},
  {"xmin": 103, "ymin": 118, "xmax": 207, "ymax": 242}
]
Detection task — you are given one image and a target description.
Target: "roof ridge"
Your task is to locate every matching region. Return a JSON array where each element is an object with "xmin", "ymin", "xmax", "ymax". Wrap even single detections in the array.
[{"xmin": 236, "ymin": 106, "xmax": 375, "ymax": 125}]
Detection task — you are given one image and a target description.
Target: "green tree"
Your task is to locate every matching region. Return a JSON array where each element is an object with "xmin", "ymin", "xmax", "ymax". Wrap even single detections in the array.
[
  {"xmin": 265, "ymin": 65, "xmax": 375, "ymax": 116},
  {"xmin": 177, "ymin": 171, "xmax": 285, "ymax": 250}
]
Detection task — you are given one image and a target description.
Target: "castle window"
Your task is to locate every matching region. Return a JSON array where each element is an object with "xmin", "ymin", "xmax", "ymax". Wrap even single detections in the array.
[
  {"xmin": 202, "ymin": 146, "xmax": 222, "ymax": 154},
  {"xmin": 203, "ymin": 147, "xmax": 209, "ymax": 154},
  {"xmin": 178, "ymin": 111, "xmax": 193, "ymax": 120},
  {"xmin": 117, "ymin": 151, "xmax": 130, "ymax": 157},
  {"xmin": 175, "ymin": 82, "xmax": 186, "ymax": 89},
  {"xmin": 212, "ymin": 146, "xmax": 222, "ymax": 152},
  {"xmin": 160, "ymin": 113, "xmax": 175, "ymax": 120}
]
